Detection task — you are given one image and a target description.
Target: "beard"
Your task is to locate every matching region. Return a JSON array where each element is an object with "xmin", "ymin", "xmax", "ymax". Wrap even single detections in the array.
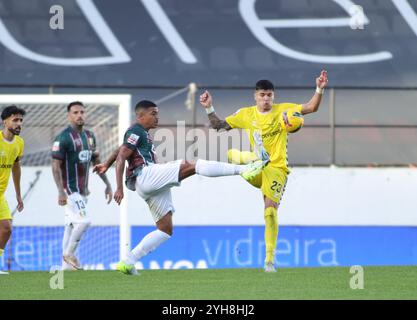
[{"xmin": 10, "ymin": 127, "xmax": 21, "ymax": 135}]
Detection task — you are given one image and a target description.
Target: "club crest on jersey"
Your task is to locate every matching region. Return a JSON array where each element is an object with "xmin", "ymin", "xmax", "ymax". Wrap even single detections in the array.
[
  {"xmin": 52, "ymin": 141, "xmax": 60, "ymax": 151},
  {"xmin": 127, "ymin": 133, "xmax": 139, "ymax": 145},
  {"xmin": 75, "ymin": 138, "xmax": 83, "ymax": 148}
]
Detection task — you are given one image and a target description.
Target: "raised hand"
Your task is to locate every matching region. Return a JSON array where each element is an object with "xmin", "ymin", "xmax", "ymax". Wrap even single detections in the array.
[
  {"xmin": 199, "ymin": 90, "xmax": 213, "ymax": 109},
  {"xmin": 316, "ymin": 70, "xmax": 328, "ymax": 89}
]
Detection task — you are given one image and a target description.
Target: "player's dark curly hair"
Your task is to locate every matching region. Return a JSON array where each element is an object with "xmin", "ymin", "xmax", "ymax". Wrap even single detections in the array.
[
  {"xmin": 255, "ymin": 80, "xmax": 275, "ymax": 91},
  {"xmin": 1, "ymin": 105, "xmax": 26, "ymax": 120}
]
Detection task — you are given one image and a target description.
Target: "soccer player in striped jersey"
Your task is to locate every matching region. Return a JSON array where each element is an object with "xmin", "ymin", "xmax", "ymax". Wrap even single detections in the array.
[
  {"xmin": 199, "ymin": 70, "xmax": 328, "ymax": 272},
  {"xmin": 51, "ymin": 101, "xmax": 113, "ymax": 271},
  {"xmin": 94, "ymin": 100, "xmax": 267, "ymax": 275},
  {"xmin": 0, "ymin": 106, "xmax": 25, "ymax": 275}
]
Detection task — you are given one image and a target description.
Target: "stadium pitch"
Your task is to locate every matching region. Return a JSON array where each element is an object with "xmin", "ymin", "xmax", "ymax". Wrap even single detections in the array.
[{"xmin": 1, "ymin": 266, "xmax": 416, "ymax": 300}]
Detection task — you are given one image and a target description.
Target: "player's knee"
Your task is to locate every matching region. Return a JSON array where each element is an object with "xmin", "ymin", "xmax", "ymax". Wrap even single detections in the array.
[
  {"xmin": 156, "ymin": 213, "xmax": 173, "ymax": 235},
  {"xmin": 264, "ymin": 207, "xmax": 277, "ymax": 218},
  {"xmin": 158, "ymin": 225, "xmax": 173, "ymax": 236},
  {"xmin": 181, "ymin": 161, "xmax": 195, "ymax": 171},
  {"xmin": 179, "ymin": 161, "xmax": 196, "ymax": 180},
  {"xmin": 227, "ymin": 149, "xmax": 241, "ymax": 164},
  {"xmin": 0, "ymin": 224, "xmax": 12, "ymax": 238},
  {"xmin": 264, "ymin": 198, "xmax": 278, "ymax": 210},
  {"xmin": 164, "ymin": 221, "xmax": 173, "ymax": 236}
]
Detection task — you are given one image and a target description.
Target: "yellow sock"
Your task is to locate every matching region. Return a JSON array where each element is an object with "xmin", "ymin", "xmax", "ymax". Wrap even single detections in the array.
[
  {"xmin": 0, "ymin": 248, "xmax": 3, "ymax": 257},
  {"xmin": 264, "ymin": 207, "xmax": 278, "ymax": 264},
  {"xmin": 227, "ymin": 149, "xmax": 258, "ymax": 164}
]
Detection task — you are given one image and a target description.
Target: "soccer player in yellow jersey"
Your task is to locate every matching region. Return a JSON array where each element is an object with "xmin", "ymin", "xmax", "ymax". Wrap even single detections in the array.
[
  {"xmin": 0, "ymin": 105, "xmax": 25, "ymax": 275},
  {"xmin": 200, "ymin": 70, "xmax": 328, "ymax": 272}
]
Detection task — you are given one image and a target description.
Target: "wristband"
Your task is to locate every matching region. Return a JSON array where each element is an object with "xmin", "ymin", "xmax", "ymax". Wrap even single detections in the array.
[
  {"xmin": 205, "ymin": 105, "xmax": 215, "ymax": 114},
  {"xmin": 316, "ymin": 87, "xmax": 324, "ymax": 94}
]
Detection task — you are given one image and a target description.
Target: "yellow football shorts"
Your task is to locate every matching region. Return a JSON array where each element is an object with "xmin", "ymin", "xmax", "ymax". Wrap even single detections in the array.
[
  {"xmin": 246, "ymin": 165, "xmax": 288, "ymax": 204},
  {"xmin": 0, "ymin": 195, "xmax": 12, "ymax": 220}
]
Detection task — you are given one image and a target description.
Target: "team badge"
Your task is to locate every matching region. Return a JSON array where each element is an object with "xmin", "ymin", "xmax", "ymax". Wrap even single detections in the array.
[
  {"xmin": 52, "ymin": 141, "xmax": 60, "ymax": 151},
  {"xmin": 127, "ymin": 133, "xmax": 139, "ymax": 145}
]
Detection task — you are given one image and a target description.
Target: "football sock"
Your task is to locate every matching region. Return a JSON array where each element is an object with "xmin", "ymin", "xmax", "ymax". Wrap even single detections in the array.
[
  {"xmin": 125, "ymin": 229, "xmax": 171, "ymax": 264},
  {"xmin": 227, "ymin": 149, "xmax": 258, "ymax": 164},
  {"xmin": 195, "ymin": 159, "xmax": 246, "ymax": 176},
  {"xmin": 62, "ymin": 224, "xmax": 73, "ymax": 255},
  {"xmin": 64, "ymin": 222, "xmax": 90, "ymax": 256},
  {"xmin": 264, "ymin": 207, "xmax": 278, "ymax": 264}
]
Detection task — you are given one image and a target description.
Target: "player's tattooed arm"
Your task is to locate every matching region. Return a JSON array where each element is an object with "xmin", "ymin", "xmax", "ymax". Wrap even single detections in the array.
[
  {"xmin": 200, "ymin": 90, "xmax": 232, "ymax": 131},
  {"xmin": 52, "ymin": 159, "xmax": 67, "ymax": 206},
  {"xmin": 208, "ymin": 112, "xmax": 232, "ymax": 131}
]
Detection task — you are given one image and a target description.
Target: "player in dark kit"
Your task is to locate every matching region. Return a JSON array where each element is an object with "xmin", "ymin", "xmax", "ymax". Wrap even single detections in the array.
[{"xmin": 51, "ymin": 101, "xmax": 113, "ymax": 270}]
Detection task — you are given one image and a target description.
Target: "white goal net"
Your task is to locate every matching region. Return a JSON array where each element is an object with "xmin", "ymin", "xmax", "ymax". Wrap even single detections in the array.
[{"xmin": 0, "ymin": 94, "xmax": 131, "ymax": 271}]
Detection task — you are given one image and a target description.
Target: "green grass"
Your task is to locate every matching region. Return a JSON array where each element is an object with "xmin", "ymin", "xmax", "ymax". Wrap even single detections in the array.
[{"xmin": 1, "ymin": 266, "xmax": 417, "ymax": 300}]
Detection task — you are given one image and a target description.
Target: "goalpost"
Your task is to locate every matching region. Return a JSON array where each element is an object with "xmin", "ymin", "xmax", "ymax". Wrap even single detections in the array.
[{"xmin": 0, "ymin": 94, "xmax": 131, "ymax": 270}]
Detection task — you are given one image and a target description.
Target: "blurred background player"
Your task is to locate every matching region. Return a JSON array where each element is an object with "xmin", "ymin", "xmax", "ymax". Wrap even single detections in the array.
[
  {"xmin": 0, "ymin": 106, "xmax": 25, "ymax": 275},
  {"xmin": 199, "ymin": 70, "xmax": 328, "ymax": 272},
  {"xmin": 51, "ymin": 101, "xmax": 113, "ymax": 271},
  {"xmin": 94, "ymin": 100, "xmax": 266, "ymax": 275}
]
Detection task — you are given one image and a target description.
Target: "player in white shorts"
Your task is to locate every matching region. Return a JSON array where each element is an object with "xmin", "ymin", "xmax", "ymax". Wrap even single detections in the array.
[
  {"xmin": 52, "ymin": 101, "xmax": 113, "ymax": 270},
  {"xmin": 64, "ymin": 193, "xmax": 89, "ymax": 225},
  {"xmin": 94, "ymin": 100, "xmax": 268, "ymax": 275}
]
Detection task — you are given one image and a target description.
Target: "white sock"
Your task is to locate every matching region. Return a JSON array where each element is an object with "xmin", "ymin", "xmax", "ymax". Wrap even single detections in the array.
[
  {"xmin": 195, "ymin": 159, "xmax": 246, "ymax": 176},
  {"xmin": 125, "ymin": 229, "xmax": 171, "ymax": 264},
  {"xmin": 64, "ymin": 222, "xmax": 90, "ymax": 256},
  {"xmin": 62, "ymin": 224, "xmax": 73, "ymax": 255}
]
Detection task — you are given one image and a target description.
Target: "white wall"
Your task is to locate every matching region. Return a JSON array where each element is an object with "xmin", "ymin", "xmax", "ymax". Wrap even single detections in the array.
[{"xmin": 5, "ymin": 166, "xmax": 417, "ymax": 226}]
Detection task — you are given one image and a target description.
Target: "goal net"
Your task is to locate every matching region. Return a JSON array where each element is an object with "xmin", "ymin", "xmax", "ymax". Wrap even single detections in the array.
[{"xmin": 0, "ymin": 94, "xmax": 131, "ymax": 271}]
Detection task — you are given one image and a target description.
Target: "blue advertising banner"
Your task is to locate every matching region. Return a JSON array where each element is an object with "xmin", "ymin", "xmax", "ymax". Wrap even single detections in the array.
[{"xmin": 1, "ymin": 226, "xmax": 416, "ymax": 271}]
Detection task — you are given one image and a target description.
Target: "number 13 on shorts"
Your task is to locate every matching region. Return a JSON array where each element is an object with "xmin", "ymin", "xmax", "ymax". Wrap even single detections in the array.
[{"xmin": 75, "ymin": 200, "xmax": 86, "ymax": 217}]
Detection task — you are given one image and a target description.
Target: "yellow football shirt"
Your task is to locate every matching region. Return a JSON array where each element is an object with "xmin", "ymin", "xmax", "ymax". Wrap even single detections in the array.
[
  {"xmin": 0, "ymin": 130, "xmax": 24, "ymax": 196},
  {"xmin": 225, "ymin": 103, "xmax": 302, "ymax": 173}
]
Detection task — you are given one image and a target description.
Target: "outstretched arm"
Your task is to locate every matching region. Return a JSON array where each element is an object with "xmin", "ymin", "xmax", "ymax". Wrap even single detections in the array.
[
  {"xmin": 199, "ymin": 90, "xmax": 232, "ymax": 131},
  {"xmin": 12, "ymin": 159, "xmax": 23, "ymax": 212},
  {"xmin": 93, "ymin": 146, "xmax": 120, "ymax": 175},
  {"xmin": 114, "ymin": 145, "xmax": 133, "ymax": 205},
  {"xmin": 92, "ymin": 152, "xmax": 113, "ymax": 204},
  {"xmin": 301, "ymin": 70, "xmax": 328, "ymax": 115}
]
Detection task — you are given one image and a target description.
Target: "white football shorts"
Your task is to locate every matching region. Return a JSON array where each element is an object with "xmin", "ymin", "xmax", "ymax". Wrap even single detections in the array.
[
  {"xmin": 64, "ymin": 192, "xmax": 90, "ymax": 225},
  {"xmin": 135, "ymin": 160, "xmax": 182, "ymax": 222}
]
